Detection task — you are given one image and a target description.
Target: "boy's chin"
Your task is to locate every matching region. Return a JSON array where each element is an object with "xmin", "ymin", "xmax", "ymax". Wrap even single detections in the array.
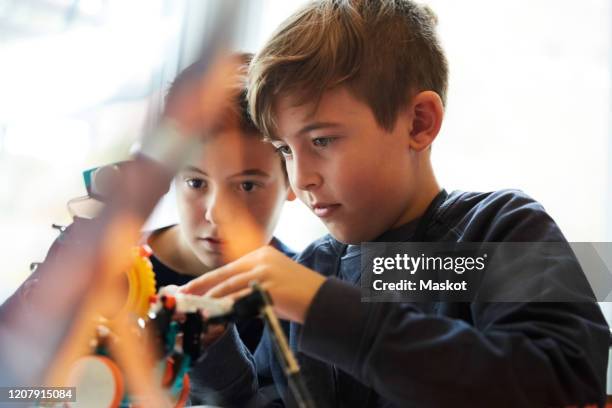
[
  {"xmin": 197, "ymin": 252, "xmax": 226, "ymax": 270},
  {"xmin": 328, "ymin": 225, "xmax": 376, "ymax": 245}
]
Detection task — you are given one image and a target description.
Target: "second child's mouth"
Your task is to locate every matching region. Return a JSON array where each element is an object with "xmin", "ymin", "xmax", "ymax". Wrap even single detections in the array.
[{"xmin": 197, "ymin": 237, "xmax": 225, "ymax": 251}]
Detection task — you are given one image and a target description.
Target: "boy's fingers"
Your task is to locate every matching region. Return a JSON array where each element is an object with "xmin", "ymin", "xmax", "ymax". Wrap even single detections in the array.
[
  {"xmin": 180, "ymin": 256, "xmax": 254, "ymax": 295},
  {"xmin": 180, "ymin": 271, "xmax": 224, "ymax": 295},
  {"xmin": 206, "ymin": 269, "xmax": 262, "ymax": 299},
  {"xmin": 224, "ymin": 287, "xmax": 254, "ymax": 303}
]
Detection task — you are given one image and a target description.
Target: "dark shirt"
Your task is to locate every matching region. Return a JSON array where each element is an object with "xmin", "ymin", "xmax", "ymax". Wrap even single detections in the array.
[{"xmin": 189, "ymin": 189, "xmax": 610, "ymax": 408}]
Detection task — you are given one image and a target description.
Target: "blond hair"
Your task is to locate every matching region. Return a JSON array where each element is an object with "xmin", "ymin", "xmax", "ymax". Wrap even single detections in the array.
[{"xmin": 248, "ymin": 0, "xmax": 448, "ymax": 139}]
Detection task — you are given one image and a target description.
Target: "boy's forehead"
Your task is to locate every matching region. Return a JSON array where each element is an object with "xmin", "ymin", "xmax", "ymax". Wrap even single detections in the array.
[
  {"xmin": 272, "ymin": 86, "xmax": 368, "ymax": 139},
  {"xmin": 182, "ymin": 130, "xmax": 280, "ymax": 169},
  {"xmin": 200, "ymin": 127, "xmax": 262, "ymax": 146}
]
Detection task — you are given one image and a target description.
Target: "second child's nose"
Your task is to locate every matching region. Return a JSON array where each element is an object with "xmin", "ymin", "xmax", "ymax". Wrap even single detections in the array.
[{"xmin": 204, "ymin": 191, "xmax": 230, "ymax": 225}]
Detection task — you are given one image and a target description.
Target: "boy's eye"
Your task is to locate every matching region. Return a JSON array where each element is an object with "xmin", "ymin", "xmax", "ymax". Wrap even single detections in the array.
[
  {"xmin": 274, "ymin": 144, "xmax": 292, "ymax": 157},
  {"xmin": 312, "ymin": 137, "xmax": 334, "ymax": 147},
  {"xmin": 239, "ymin": 181, "xmax": 260, "ymax": 192},
  {"xmin": 186, "ymin": 178, "xmax": 206, "ymax": 189}
]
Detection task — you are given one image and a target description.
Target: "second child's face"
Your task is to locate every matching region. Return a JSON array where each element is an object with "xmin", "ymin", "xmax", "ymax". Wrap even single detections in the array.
[
  {"xmin": 272, "ymin": 86, "xmax": 418, "ymax": 244},
  {"xmin": 176, "ymin": 128, "xmax": 291, "ymax": 268}
]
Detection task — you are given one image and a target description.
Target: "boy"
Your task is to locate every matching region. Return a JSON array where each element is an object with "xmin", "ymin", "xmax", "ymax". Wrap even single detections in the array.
[
  {"xmin": 183, "ymin": 1, "xmax": 609, "ymax": 407},
  {"xmin": 147, "ymin": 53, "xmax": 295, "ymax": 352}
]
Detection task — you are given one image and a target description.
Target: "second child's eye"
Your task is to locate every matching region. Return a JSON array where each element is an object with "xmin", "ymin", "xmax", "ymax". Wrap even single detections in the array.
[
  {"xmin": 186, "ymin": 178, "xmax": 206, "ymax": 190},
  {"xmin": 239, "ymin": 181, "xmax": 261, "ymax": 192},
  {"xmin": 240, "ymin": 181, "xmax": 257, "ymax": 193}
]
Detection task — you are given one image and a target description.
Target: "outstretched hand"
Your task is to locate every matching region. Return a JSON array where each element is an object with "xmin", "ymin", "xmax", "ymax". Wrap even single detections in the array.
[{"xmin": 180, "ymin": 246, "xmax": 326, "ymax": 324}]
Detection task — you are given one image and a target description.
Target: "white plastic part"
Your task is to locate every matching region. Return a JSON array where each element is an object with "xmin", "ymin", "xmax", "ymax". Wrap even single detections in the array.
[
  {"xmin": 67, "ymin": 356, "xmax": 123, "ymax": 408},
  {"xmin": 151, "ymin": 287, "xmax": 234, "ymax": 317},
  {"xmin": 174, "ymin": 293, "xmax": 233, "ymax": 317}
]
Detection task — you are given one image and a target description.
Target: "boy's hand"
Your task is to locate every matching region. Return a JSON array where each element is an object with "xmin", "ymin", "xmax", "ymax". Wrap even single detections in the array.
[{"xmin": 180, "ymin": 246, "xmax": 326, "ymax": 324}]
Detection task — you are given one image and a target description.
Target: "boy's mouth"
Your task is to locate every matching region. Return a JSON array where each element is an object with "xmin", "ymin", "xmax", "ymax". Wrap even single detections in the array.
[
  {"xmin": 311, "ymin": 203, "xmax": 341, "ymax": 218},
  {"xmin": 197, "ymin": 236, "xmax": 225, "ymax": 252}
]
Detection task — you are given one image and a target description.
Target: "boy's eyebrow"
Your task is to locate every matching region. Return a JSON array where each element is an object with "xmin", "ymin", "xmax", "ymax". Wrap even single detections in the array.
[
  {"xmin": 229, "ymin": 169, "xmax": 270, "ymax": 178},
  {"xmin": 295, "ymin": 122, "xmax": 342, "ymax": 137},
  {"xmin": 265, "ymin": 122, "xmax": 341, "ymax": 142},
  {"xmin": 182, "ymin": 165, "xmax": 207, "ymax": 175}
]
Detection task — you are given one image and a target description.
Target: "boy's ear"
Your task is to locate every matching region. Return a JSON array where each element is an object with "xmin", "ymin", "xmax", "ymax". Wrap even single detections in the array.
[
  {"xmin": 407, "ymin": 91, "xmax": 444, "ymax": 152},
  {"xmin": 286, "ymin": 187, "xmax": 296, "ymax": 202}
]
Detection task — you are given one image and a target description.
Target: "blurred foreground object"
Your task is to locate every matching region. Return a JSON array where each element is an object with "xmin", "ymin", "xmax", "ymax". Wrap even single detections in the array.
[
  {"xmin": 64, "ymin": 246, "xmax": 188, "ymax": 408},
  {"xmin": 0, "ymin": 2, "xmax": 240, "ymax": 405}
]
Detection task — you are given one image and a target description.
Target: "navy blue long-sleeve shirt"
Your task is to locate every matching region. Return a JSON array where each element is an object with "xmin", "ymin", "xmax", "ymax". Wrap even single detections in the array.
[{"xmin": 189, "ymin": 189, "xmax": 609, "ymax": 407}]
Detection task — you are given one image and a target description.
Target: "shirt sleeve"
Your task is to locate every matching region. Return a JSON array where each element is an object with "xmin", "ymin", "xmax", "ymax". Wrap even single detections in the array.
[
  {"xmin": 188, "ymin": 322, "xmax": 285, "ymax": 407},
  {"xmin": 188, "ymin": 323, "xmax": 259, "ymax": 406},
  {"xmin": 299, "ymin": 278, "xmax": 608, "ymax": 407}
]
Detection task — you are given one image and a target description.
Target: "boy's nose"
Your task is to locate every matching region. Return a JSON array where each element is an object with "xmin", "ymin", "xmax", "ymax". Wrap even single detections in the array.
[
  {"xmin": 291, "ymin": 156, "xmax": 322, "ymax": 191},
  {"xmin": 204, "ymin": 191, "xmax": 230, "ymax": 225}
]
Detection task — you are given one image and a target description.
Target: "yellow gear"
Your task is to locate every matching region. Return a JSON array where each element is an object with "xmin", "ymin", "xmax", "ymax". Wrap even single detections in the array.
[{"xmin": 119, "ymin": 246, "xmax": 156, "ymax": 319}]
